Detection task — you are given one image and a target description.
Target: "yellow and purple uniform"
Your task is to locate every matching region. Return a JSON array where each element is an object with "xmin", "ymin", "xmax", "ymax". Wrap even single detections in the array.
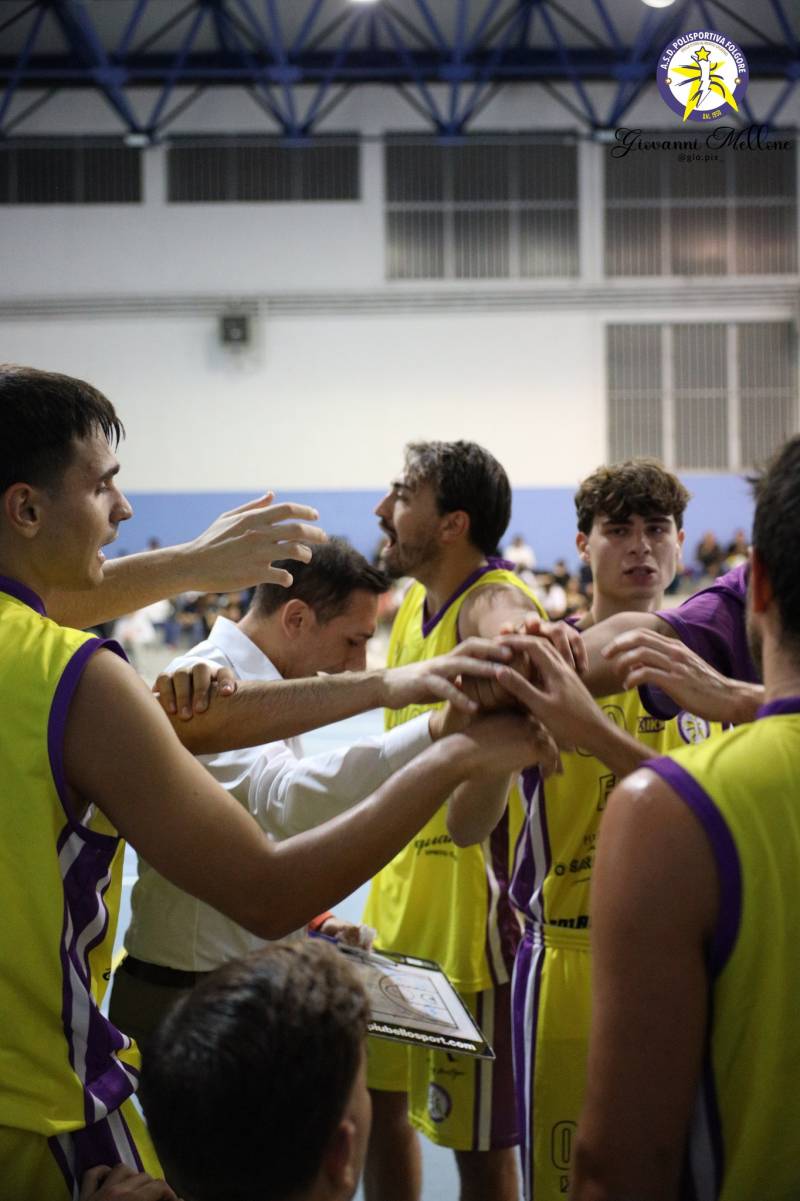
[
  {"xmin": 364, "ymin": 560, "xmax": 543, "ymax": 1150},
  {"xmin": 0, "ymin": 577, "xmax": 160, "ymax": 1198},
  {"xmin": 510, "ymin": 681, "xmax": 719, "ymax": 1199},
  {"xmin": 646, "ymin": 699, "xmax": 800, "ymax": 1201}
]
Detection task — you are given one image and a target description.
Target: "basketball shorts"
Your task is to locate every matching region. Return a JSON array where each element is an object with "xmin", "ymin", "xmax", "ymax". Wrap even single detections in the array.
[
  {"xmin": 367, "ymin": 982, "xmax": 518, "ymax": 1151},
  {"xmin": 512, "ymin": 923, "xmax": 591, "ymax": 1200}
]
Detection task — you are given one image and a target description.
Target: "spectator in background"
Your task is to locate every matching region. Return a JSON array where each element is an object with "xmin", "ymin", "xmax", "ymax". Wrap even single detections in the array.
[
  {"xmin": 503, "ymin": 533, "xmax": 536, "ymax": 572},
  {"xmin": 551, "ymin": 558, "xmax": 570, "ymax": 590},
  {"xmin": 695, "ymin": 531, "xmax": 724, "ymax": 579},
  {"xmin": 725, "ymin": 528, "xmax": 749, "ymax": 570}
]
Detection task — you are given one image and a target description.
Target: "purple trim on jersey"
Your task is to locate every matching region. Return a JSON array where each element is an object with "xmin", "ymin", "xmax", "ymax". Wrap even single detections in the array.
[
  {"xmin": 511, "ymin": 933, "xmax": 533, "ymax": 1166},
  {"xmin": 697, "ymin": 1029, "xmax": 725, "ymax": 1199},
  {"xmin": 756, "ymin": 695, "xmax": 800, "ymax": 719},
  {"xmin": 510, "ymin": 768, "xmax": 550, "ymax": 924},
  {"xmin": 48, "ymin": 637, "xmax": 127, "ymax": 824},
  {"xmin": 49, "ymin": 1105, "xmax": 145, "ymax": 1191},
  {"xmin": 48, "ymin": 636, "xmax": 138, "ymax": 1127},
  {"xmin": 644, "ymin": 758, "xmax": 742, "ymax": 976},
  {"xmin": 422, "ymin": 557, "xmax": 517, "ymax": 638},
  {"xmin": 0, "ymin": 573, "xmax": 46, "ymax": 615},
  {"xmin": 487, "ymin": 806, "xmax": 523, "ymax": 982}
]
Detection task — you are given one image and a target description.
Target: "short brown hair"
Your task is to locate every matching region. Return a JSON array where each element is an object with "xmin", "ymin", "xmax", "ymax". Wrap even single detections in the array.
[
  {"xmin": 575, "ymin": 459, "xmax": 689, "ymax": 534},
  {"xmin": 253, "ymin": 536, "xmax": 389, "ymax": 622},
  {"xmin": 139, "ymin": 941, "xmax": 369, "ymax": 1201},
  {"xmin": 1, "ymin": 364, "xmax": 123, "ymax": 496}
]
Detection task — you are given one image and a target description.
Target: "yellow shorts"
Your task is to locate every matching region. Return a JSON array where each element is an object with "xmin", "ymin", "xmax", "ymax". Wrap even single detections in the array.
[
  {"xmin": 512, "ymin": 924, "xmax": 591, "ymax": 1201},
  {"xmin": 367, "ymin": 982, "xmax": 518, "ymax": 1151},
  {"xmin": 0, "ymin": 1097, "xmax": 161, "ymax": 1200}
]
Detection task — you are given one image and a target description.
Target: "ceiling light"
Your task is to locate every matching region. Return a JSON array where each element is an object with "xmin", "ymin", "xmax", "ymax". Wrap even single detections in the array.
[{"xmin": 641, "ymin": 0, "xmax": 677, "ymax": 7}]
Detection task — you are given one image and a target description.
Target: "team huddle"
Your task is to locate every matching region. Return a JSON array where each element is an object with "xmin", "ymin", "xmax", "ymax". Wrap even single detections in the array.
[{"xmin": 1, "ymin": 363, "xmax": 798, "ymax": 1201}]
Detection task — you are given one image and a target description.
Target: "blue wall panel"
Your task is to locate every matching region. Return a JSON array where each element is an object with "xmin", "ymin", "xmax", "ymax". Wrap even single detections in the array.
[{"xmin": 115, "ymin": 474, "xmax": 755, "ymax": 578}]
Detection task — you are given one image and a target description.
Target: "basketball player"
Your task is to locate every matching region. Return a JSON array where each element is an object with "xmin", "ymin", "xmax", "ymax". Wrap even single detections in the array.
[
  {"xmin": 362, "ymin": 441, "xmax": 578, "ymax": 1201},
  {"xmin": 0, "ymin": 366, "xmax": 549, "ymax": 1197},
  {"xmin": 447, "ymin": 459, "xmax": 721, "ymax": 1199},
  {"xmin": 570, "ymin": 441, "xmax": 800, "ymax": 1199}
]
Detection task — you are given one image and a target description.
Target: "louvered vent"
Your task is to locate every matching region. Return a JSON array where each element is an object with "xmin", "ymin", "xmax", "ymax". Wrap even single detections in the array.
[
  {"xmin": 385, "ymin": 135, "xmax": 578, "ymax": 280},
  {"xmin": 167, "ymin": 137, "xmax": 359, "ymax": 202},
  {"xmin": 605, "ymin": 135, "xmax": 797, "ymax": 277},
  {"xmin": 0, "ymin": 139, "xmax": 141, "ymax": 204},
  {"xmin": 607, "ymin": 322, "xmax": 798, "ymax": 469}
]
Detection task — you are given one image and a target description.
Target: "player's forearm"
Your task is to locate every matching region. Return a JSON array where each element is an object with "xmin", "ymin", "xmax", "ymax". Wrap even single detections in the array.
[
  {"xmin": 580, "ymin": 612, "xmax": 675, "ymax": 696},
  {"xmin": 579, "ymin": 720, "xmax": 652, "ymax": 778},
  {"xmin": 447, "ymin": 774, "xmax": 513, "ymax": 846},
  {"xmin": 50, "ymin": 545, "xmax": 199, "ymax": 629},
  {"xmin": 170, "ymin": 672, "xmax": 388, "ymax": 753},
  {"xmin": 240, "ymin": 735, "xmax": 481, "ymax": 939}
]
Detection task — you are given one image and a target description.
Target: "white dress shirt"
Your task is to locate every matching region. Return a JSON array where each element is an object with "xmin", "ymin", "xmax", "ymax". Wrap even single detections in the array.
[{"xmin": 124, "ymin": 616, "xmax": 432, "ymax": 970}]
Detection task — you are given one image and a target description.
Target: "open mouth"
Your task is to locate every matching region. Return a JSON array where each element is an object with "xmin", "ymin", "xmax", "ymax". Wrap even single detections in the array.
[{"xmin": 624, "ymin": 566, "xmax": 656, "ymax": 583}]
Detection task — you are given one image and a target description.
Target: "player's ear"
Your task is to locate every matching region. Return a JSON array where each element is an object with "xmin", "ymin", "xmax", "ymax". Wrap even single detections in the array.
[
  {"xmin": 440, "ymin": 509, "xmax": 469, "ymax": 544},
  {"xmin": 3, "ymin": 482, "xmax": 46, "ymax": 540},
  {"xmin": 749, "ymin": 548, "xmax": 773, "ymax": 613},
  {"xmin": 321, "ymin": 1117, "xmax": 357, "ymax": 1191},
  {"xmin": 575, "ymin": 531, "xmax": 590, "ymax": 562},
  {"xmin": 280, "ymin": 598, "xmax": 313, "ymax": 638}
]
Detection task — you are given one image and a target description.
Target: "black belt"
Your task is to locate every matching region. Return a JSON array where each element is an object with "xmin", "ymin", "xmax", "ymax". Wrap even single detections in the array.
[{"xmin": 119, "ymin": 954, "xmax": 212, "ymax": 990}]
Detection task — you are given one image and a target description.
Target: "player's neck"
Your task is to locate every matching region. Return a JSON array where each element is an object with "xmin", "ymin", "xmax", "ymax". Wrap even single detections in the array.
[
  {"xmin": 586, "ymin": 590, "xmax": 665, "ymax": 628},
  {"xmin": 761, "ymin": 635, "xmax": 800, "ymax": 704},
  {"xmin": 418, "ymin": 547, "xmax": 490, "ymax": 619},
  {"xmin": 0, "ymin": 551, "xmax": 55, "ymax": 612}
]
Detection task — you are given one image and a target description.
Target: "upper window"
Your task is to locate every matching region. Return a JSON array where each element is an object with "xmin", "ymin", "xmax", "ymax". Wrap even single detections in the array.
[
  {"xmin": 385, "ymin": 135, "xmax": 579, "ymax": 280},
  {"xmin": 604, "ymin": 136, "xmax": 797, "ymax": 276},
  {"xmin": 167, "ymin": 136, "xmax": 359, "ymax": 203},
  {"xmin": 0, "ymin": 139, "xmax": 141, "ymax": 204}
]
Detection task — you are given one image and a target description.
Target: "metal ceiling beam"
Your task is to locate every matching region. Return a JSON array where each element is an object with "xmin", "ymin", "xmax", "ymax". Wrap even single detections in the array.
[{"xmin": 0, "ymin": 0, "xmax": 795, "ymax": 140}]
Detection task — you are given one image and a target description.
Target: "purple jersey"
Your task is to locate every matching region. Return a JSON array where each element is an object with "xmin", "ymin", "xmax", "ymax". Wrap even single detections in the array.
[{"xmin": 640, "ymin": 564, "xmax": 758, "ymax": 720}]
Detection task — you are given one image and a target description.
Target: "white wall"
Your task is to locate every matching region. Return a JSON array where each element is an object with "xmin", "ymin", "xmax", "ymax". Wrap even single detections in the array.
[{"xmin": 1, "ymin": 82, "xmax": 797, "ymax": 490}]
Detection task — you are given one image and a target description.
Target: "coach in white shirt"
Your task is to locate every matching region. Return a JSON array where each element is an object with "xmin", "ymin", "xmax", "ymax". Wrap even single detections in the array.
[{"xmin": 109, "ymin": 538, "xmax": 476, "ymax": 1047}]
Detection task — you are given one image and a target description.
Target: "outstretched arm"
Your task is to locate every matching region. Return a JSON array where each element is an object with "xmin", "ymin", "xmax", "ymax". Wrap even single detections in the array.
[
  {"xmin": 65, "ymin": 650, "xmax": 545, "ymax": 941},
  {"xmin": 602, "ymin": 628, "xmax": 763, "ymax": 724},
  {"xmin": 156, "ymin": 638, "xmax": 514, "ymax": 754},
  {"xmin": 50, "ymin": 495, "xmax": 326, "ymax": 629},
  {"xmin": 570, "ymin": 771, "xmax": 717, "ymax": 1201}
]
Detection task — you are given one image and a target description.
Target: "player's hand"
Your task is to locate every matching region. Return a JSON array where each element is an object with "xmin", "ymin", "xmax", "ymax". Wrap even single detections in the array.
[
  {"xmin": 154, "ymin": 661, "xmax": 237, "ymax": 719},
  {"xmin": 452, "ymin": 710, "xmax": 563, "ymax": 778},
  {"xmin": 176, "ymin": 494, "xmax": 327, "ymax": 592},
  {"xmin": 79, "ymin": 1164, "xmax": 177, "ymax": 1200},
  {"xmin": 379, "ymin": 638, "xmax": 514, "ymax": 715},
  {"xmin": 499, "ymin": 612, "xmax": 587, "ymax": 675},
  {"xmin": 603, "ymin": 629, "xmax": 757, "ymax": 723},
  {"xmin": 318, "ymin": 916, "xmax": 375, "ymax": 950},
  {"xmin": 492, "ymin": 636, "xmax": 613, "ymax": 752}
]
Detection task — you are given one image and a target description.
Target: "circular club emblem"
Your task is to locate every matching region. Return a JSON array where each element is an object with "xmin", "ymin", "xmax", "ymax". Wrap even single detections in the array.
[
  {"xmin": 427, "ymin": 1083, "xmax": 452, "ymax": 1124},
  {"xmin": 677, "ymin": 712, "xmax": 712, "ymax": 745},
  {"xmin": 657, "ymin": 31, "xmax": 748, "ymax": 123}
]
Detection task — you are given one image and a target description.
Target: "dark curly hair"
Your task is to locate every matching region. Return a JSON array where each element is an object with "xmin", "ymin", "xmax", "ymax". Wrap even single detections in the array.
[
  {"xmin": 574, "ymin": 459, "xmax": 689, "ymax": 534},
  {"xmin": 751, "ymin": 435, "xmax": 800, "ymax": 647},
  {"xmin": 404, "ymin": 440, "xmax": 511, "ymax": 556}
]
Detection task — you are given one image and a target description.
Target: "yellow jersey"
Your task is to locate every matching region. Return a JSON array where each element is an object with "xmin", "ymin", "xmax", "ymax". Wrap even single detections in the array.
[
  {"xmin": 648, "ymin": 700, "xmax": 800, "ymax": 1201},
  {"xmin": 0, "ymin": 577, "xmax": 140, "ymax": 1138},
  {"xmin": 363, "ymin": 561, "xmax": 544, "ymax": 992}
]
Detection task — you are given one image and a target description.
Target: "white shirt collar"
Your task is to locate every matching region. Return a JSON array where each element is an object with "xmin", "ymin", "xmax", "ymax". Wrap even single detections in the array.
[{"xmin": 206, "ymin": 615, "xmax": 283, "ymax": 682}]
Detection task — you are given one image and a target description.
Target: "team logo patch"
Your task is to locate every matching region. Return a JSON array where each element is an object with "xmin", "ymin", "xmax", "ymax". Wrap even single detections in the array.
[
  {"xmin": 657, "ymin": 30, "xmax": 748, "ymax": 123},
  {"xmin": 427, "ymin": 1082, "xmax": 452, "ymax": 1123},
  {"xmin": 677, "ymin": 712, "xmax": 712, "ymax": 744}
]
